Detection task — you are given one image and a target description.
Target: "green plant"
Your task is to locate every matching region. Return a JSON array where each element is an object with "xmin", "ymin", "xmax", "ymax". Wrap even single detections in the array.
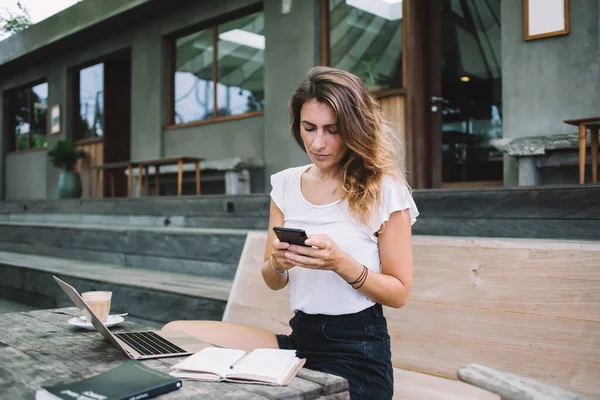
[{"xmin": 48, "ymin": 140, "xmax": 85, "ymax": 171}]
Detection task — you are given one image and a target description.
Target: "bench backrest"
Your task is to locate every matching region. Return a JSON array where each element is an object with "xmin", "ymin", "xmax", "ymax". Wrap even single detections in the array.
[{"xmin": 223, "ymin": 232, "xmax": 600, "ymax": 399}]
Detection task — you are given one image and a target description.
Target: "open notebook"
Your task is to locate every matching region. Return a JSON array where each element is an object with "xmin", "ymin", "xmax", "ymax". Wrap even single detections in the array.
[{"xmin": 169, "ymin": 347, "xmax": 305, "ymax": 386}]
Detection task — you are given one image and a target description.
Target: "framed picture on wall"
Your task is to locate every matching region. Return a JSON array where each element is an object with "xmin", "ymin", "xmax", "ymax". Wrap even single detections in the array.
[
  {"xmin": 524, "ymin": 0, "xmax": 570, "ymax": 41},
  {"xmin": 50, "ymin": 104, "xmax": 60, "ymax": 135}
]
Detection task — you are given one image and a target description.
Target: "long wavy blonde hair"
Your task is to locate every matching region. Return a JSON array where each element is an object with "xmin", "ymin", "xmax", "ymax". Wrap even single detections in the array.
[{"xmin": 289, "ymin": 66, "xmax": 408, "ymax": 228}]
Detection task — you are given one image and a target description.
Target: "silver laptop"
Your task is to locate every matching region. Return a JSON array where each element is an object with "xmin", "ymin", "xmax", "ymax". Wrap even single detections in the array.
[{"xmin": 54, "ymin": 276, "xmax": 211, "ymax": 360}]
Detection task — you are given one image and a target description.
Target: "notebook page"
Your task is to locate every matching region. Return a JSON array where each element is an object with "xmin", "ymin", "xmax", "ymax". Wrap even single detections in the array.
[
  {"xmin": 228, "ymin": 349, "xmax": 298, "ymax": 384},
  {"xmin": 171, "ymin": 347, "xmax": 246, "ymax": 378}
]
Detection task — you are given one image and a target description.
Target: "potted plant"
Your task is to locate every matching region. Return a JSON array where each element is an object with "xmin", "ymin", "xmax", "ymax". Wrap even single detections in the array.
[{"xmin": 48, "ymin": 139, "xmax": 85, "ymax": 198}]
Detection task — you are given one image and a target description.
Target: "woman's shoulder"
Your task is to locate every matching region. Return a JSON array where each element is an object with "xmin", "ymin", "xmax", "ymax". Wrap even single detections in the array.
[{"xmin": 370, "ymin": 174, "xmax": 419, "ymax": 229}]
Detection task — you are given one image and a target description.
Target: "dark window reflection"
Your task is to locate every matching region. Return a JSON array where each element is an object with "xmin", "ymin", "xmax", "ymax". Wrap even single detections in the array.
[
  {"xmin": 329, "ymin": 0, "xmax": 403, "ymax": 89},
  {"xmin": 9, "ymin": 81, "xmax": 48, "ymax": 151},
  {"xmin": 77, "ymin": 63, "xmax": 104, "ymax": 139},
  {"xmin": 173, "ymin": 11, "xmax": 264, "ymax": 124},
  {"xmin": 441, "ymin": 0, "xmax": 503, "ymax": 184}
]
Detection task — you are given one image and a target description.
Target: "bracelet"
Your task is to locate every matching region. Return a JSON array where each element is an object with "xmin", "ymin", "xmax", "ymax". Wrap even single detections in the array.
[
  {"xmin": 347, "ymin": 265, "xmax": 368, "ymax": 289},
  {"xmin": 353, "ymin": 267, "xmax": 368, "ymax": 289},
  {"xmin": 270, "ymin": 257, "xmax": 287, "ymax": 275}
]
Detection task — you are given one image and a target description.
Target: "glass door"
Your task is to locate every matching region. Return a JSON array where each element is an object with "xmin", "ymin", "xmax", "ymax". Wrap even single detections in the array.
[{"xmin": 431, "ymin": 0, "xmax": 503, "ymax": 188}]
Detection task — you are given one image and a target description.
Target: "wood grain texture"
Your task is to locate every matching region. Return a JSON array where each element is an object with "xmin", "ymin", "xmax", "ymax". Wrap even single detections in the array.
[
  {"xmin": 393, "ymin": 367, "xmax": 499, "ymax": 400},
  {"xmin": 457, "ymin": 364, "xmax": 590, "ymax": 400},
  {"xmin": 409, "ymin": 238, "xmax": 600, "ymax": 320},
  {"xmin": 0, "ymin": 307, "xmax": 349, "ymax": 399}
]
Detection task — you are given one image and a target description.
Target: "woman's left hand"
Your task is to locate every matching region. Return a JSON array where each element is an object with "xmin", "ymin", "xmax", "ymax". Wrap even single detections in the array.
[{"xmin": 285, "ymin": 234, "xmax": 346, "ymax": 272}]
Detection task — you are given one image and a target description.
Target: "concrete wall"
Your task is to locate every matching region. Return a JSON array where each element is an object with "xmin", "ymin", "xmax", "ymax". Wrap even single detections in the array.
[
  {"xmin": 502, "ymin": 0, "xmax": 600, "ymax": 186},
  {"xmin": 262, "ymin": 0, "xmax": 317, "ymax": 179},
  {"xmin": 5, "ymin": 151, "xmax": 47, "ymax": 200}
]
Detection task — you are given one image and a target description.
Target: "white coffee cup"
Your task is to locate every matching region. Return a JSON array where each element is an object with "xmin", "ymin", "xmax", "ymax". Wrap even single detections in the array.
[{"xmin": 81, "ymin": 291, "xmax": 112, "ymax": 323}]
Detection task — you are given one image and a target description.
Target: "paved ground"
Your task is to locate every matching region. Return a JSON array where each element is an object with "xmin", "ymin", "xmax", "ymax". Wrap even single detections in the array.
[{"xmin": 0, "ymin": 298, "xmax": 38, "ymax": 313}]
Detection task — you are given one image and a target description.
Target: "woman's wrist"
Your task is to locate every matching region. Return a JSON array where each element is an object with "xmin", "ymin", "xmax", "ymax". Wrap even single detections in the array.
[
  {"xmin": 334, "ymin": 253, "xmax": 363, "ymax": 280},
  {"xmin": 270, "ymin": 256, "xmax": 287, "ymax": 275}
]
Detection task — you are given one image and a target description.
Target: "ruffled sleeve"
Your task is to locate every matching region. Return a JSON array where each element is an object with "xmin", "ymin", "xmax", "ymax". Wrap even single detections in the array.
[
  {"xmin": 367, "ymin": 175, "xmax": 419, "ymax": 233},
  {"xmin": 269, "ymin": 170, "xmax": 286, "ymax": 214}
]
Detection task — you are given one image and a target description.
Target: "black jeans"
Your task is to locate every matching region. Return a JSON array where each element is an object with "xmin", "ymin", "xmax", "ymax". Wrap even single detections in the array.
[{"xmin": 276, "ymin": 304, "xmax": 394, "ymax": 400}]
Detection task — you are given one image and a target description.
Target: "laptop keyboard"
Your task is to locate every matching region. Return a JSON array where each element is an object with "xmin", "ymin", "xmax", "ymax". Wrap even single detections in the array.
[{"xmin": 114, "ymin": 331, "xmax": 188, "ymax": 356}]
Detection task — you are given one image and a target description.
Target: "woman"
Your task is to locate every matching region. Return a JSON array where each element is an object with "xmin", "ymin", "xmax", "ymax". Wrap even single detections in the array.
[{"xmin": 163, "ymin": 66, "xmax": 418, "ymax": 399}]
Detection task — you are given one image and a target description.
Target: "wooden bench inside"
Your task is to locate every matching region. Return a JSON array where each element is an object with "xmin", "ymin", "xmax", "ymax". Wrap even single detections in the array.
[{"xmin": 223, "ymin": 232, "xmax": 600, "ymax": 399}]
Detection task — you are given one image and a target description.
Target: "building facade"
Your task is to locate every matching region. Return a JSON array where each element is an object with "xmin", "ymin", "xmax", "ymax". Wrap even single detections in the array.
[{"xmin": 0, "ymin": 0, "xmax": 598, "ymax": 200}]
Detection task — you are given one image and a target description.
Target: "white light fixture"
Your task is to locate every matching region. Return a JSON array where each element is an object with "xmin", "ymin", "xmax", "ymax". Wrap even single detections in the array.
[
  {"xmin": 460, "ymin": 76, "xmax": 470, "ymax": 82},
  {"xmin": 219, "ymin": 29, "xmax": 265, "ymax": 50},
  {"xmin": 346, "ymin": 0, "xmax": 402, "ymax": 21}
]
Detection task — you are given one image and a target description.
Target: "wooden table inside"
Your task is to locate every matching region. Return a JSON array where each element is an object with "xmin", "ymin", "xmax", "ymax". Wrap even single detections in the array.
[{"xmin": 0, "ymin": 307, "xmax": 349, "ymax": 400}]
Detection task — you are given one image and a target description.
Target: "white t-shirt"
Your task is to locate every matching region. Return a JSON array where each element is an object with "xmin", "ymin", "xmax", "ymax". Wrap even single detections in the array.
[{"xmin": 270, "ymin": 164, "xmax": 419, "ymax": 315}]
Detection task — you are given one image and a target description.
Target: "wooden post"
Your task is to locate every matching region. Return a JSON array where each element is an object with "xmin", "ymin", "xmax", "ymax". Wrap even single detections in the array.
[
  {"xmin": 138, "ymin": 164, "xmax": 143, "ymax": 196},
  {"xmin": 93, "ymin": 168, "xmax": 100, "ymax": 198},
  {"xmin": 177, "ymin": 159, "xmax": 184, "ymax": 196},
  {"xmin": 155, "ymin": 165, "xmax": 160, "ymax": 196},
  {"xmin": 591, "ymin": 127, "xmax": 598, "ymax": 184},
  {"xmin": 578, "ymin": 124, "xmax": 587, "ymax": 184},
  {"xmin": 127, "ymin": 165, "xmax": 132, "ymax": 197},
  {"xmin": 195, "ymin": 161, "xmax": 201, "ymax": 195},
  {"xmin": 145, "ymin": 166, "xmax": 149, "ymax": 196}
]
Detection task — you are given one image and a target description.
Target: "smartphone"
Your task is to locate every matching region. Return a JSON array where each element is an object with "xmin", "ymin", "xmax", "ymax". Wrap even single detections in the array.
[{"xmin": 272, "ymin": 226, "xmax": 309, "ymax": 246}]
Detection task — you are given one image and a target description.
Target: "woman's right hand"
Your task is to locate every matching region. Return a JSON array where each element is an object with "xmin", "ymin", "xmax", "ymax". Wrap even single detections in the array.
[{"xmin": 271, "ymin": 238, "xmax": 295, "ymax": 273}]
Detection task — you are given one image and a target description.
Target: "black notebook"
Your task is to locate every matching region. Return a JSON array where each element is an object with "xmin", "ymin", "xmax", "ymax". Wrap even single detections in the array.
[{"xmin": 36, "ymin": 360, "xmax": 182, "ymax": 400}]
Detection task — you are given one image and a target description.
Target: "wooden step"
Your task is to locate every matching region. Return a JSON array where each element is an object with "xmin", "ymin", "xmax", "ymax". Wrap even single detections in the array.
[{"xmin": 0, "ymin": 251, "xmax": 231, "ymax": 326}]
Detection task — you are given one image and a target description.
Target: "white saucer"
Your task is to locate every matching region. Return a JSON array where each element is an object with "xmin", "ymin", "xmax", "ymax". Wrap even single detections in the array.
[{"xmin": 68, "ymin": 315, "xmax": 125, "ymax": 330}]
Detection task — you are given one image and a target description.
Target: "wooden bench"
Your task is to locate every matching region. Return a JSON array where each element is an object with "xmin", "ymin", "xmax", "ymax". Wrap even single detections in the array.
[
  {"xmin": 92, "ymin": 156, "xmax": 204, "ymax": 198},
  {"xmin": 564, "ymin": 117, "xmax": 600, "ymax": 184},
  {"xmin": 127, "ymin": 157, "xmax": 264, "ymax": 196},
  {"xmin": 223, "ymin": 232, "xmax": 600, "ymax": 399}
]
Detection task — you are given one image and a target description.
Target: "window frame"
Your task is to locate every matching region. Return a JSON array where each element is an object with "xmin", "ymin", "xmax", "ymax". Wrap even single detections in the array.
[
  {"xmin": 5, "ymin": 79, "xmax": 49, "ymax": 155},
  {"xmin": 165, "ymin": 4, "xmax": 265, "ymax": 130},
  {"xmin": 319, "ymin": 0, "xmax": 408, "ymax": 97}
]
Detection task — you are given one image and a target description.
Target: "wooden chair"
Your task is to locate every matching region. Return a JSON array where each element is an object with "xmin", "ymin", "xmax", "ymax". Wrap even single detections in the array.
[{"xmin": 563, "ymin": 117, "xmax": 600, "ymax": 184}]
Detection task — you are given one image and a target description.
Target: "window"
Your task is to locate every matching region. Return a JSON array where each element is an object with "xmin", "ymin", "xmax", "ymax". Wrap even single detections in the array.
[
  {"xmin": 75, "ymin": 63, "xmax": 104, "ymax": 140},
  {"xmin": 325, "ymin": 0, "xmax": 404, "ymax": 90},
  {"xmin": 170, "ymin": 9, "xmax": 264, "ymax": 126},
  {"xmin": 7, "ymin": 81, "xmax": 48, "ymax": 151}
]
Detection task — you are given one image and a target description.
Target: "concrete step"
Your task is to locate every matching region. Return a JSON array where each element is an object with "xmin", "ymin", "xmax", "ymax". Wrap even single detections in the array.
[
  {"xmin": 0, "ymin": 251, "xmax": 231, "ymax": 326},
  {"xmin": 0, "ymin": 195, "xmax": 270, "ymax": 216},
  {"xmin": 0, "ymin": 222, "xmax": 251, "ymax": 279},
  {"xmin": 0, "ymin": 212, "xmax": 268, "ymax": 230}
]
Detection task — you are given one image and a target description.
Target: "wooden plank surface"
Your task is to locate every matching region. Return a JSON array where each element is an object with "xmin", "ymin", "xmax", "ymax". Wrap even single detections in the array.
[
  {"xmin": 393, "ymin": 367, "xmax": 499, "ymax": 400},
  {"xmin": 457, "ymin": 364, "xmax": 590, "ymax": 400},
  {"xmin": 0, "ymin": 307, "xmax": 348, "ymax": 399}
]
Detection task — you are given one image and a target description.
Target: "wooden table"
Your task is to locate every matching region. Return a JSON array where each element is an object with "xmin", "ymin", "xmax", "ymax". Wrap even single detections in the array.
[
  {"xmin": 563, "ymin": 116, "xmax": 600, "ymax": 184},
  {"xmin": 0, "ymin": 307, "xmax": 349, "ymax": 400},
  {"xmin": 91, "ymin": 161, "xmax": 131, "ymax": 198}
]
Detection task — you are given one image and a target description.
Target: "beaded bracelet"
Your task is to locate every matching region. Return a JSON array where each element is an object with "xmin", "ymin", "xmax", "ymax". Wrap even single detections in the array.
[{"xmin": 270, "ymin": 257, "xmax": 287, "ymax": 275}]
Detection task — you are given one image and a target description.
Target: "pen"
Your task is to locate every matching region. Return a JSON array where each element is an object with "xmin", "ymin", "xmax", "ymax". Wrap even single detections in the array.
[{"xmin": 229, "ymin": 351, "xmax": 250, "ymax": 369}]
